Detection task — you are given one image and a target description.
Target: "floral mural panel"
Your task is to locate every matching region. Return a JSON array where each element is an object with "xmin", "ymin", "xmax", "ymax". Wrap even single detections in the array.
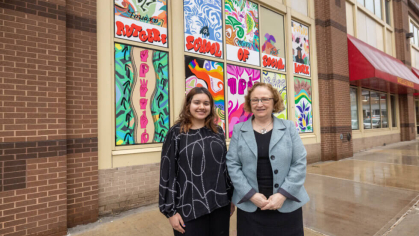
[
  {"xmin": 262, "ymin": 71, "xmax": 287, "ymax": 120},
  {"xmin": 185, "ymin": 56, "xmax": 225, "ymax": 131},
  {"xmin": 294, "ymin": 77, "xmax": 312, "ymax": 133},
  {"xmin": 227, "ymin": 64, "xmax": 260, "ymax": 138},
  {"xmin": 184, "ymin": 0, "xmax": 223, "ymax": 58},
  {"xmin": 115, "ymin": 43, "xmax": 170, "ymax": 145},
  {"xmin": 225, "ymin": 0, "xmax": 260, "ymax": 66}
]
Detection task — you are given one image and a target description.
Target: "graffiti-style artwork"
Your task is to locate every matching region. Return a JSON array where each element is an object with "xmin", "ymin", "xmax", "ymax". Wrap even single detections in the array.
[
  {"xmin": 294, "ymin": 77, "xmax": 312, "ymax": 133},
  {"xmin": 184, "ymin": 0, "xmax": 223, "ymax": 58},
  {"xmin": 115, "ymin": 43, "xmax": 170, "ymax": 145},
  {"xmin": 185, "ymin": 56, "xmax": 225, "ymax": 131},
  {"xmin": 115, "ymin": 0, "xmax": 168, "ymax": 47},
  {"xmin": 261, "ymin": 7, "xmax": 285, "ymax": 71},
  {"xmin": 292, "ymin": 21, "xmax": 310, "ymax": 76},
  {"xmin": 262, "ymin": 71, "xmax": 287, "ymax": 119},
  {"xmin": 227, "ymin": 65, "xmax": 260, "ymax": 137},
  {"xmin": 225, "ymin": 0, "xmax": 260, "ymax": 66}
]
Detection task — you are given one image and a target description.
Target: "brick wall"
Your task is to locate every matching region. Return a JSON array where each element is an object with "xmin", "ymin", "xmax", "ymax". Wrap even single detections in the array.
[
  {"xmin": 0, "ymin": 0, "xmax": 98, "ymax": 235},
  {"xmin": 394, "ymin": 0, "xmax": 418, "ymax": 142},
  {"xmin": 98, "ymin": 163, "xmax": 159, "ymax": 216},
  {"xmin": 65, "ymin": 0, "xmax": 98, "ymax": 228},
  {"xmin": 314, "ymin": 0, "xmax": 354, "ymax": 161},
  {"xmin": 353, "ymin": 134, "xmax": 401, "ymax": 153}
]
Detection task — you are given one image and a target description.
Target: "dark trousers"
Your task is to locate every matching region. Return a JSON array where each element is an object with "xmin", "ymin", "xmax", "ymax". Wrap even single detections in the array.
[{"xmin": 173, "ymin": 204, "xmax": 230, "ymax": 236}]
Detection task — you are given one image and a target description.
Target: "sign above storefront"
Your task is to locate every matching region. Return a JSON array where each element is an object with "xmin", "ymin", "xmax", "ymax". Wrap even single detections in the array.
[{"xmin": 114, "ymin": 0, "xmax": 168, "ymax": 48}]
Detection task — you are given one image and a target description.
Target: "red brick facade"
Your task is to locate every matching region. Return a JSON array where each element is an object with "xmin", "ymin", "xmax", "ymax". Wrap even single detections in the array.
[
  {"xmin": 0, "ymin": 0, "xmax": 97, "ymax": 235},
  {"xmin": 314, "ymin": 0, "xmax": 354, "ymax": 161}
]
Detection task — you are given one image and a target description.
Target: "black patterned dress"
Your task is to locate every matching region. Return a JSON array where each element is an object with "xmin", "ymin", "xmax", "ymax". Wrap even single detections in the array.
[{"xmin": 159, "ymin": 124, "xmax": 233, "ymax": 222}]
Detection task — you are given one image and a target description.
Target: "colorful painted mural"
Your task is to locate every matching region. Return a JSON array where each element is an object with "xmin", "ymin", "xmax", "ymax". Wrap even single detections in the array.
[
  {"xmin": 115, "ymin": 0, "xmax": 168, "ymax": 47},
  {"xmin": 292, "ymin": 21, "xmax": 310, "ymax": 76},
  {"xmin": 294, "ymin": 77, "xmax": 312, "ymax": 133},
  {"xmin": 115, "ymin": 43, "xmax": 169, "ymax": 145},
  {"xmin": 184, "ymin": 0, "xmax": 223, "ymax": 58},
  {"xmin": 262, "ymin": 71, "xmax": 287, "ymax": 119},
  {"xmin": 225, "ymin": 0, "xmax": 260, "ymax": 66},
  {"xmin": 260, "ymin": 7, "xmax": 285, "ymax": 71},
  {"xmin": 185, "ymin": 56, "xmax": 225, "ymax": 131},
  {"xmin": 227, "ymin": 65, "xmax": 260, "ymax": 137}
]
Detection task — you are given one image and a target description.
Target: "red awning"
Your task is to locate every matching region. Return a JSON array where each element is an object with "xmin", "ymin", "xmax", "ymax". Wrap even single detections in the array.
[{"xmin": 348, "ymin": 34, "xmax": 419, "ymax": 93}]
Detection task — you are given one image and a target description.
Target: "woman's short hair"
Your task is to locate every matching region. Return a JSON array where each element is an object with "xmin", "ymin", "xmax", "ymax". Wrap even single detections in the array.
[
  {"xmin": 244, "ymin": 82, "xmax": 284, "ymax": 113},
  {"xmin": 175, "ymin": 87, "xmax": 218, "ymax": 133}
]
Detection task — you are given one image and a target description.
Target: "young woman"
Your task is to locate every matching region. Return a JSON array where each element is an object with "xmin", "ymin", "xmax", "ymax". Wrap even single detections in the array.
[
  {"xmin": 159, "ymin": 87, "xmax": 234, "ymax": 236},
  {"xmin": 227, "ymin": 82, "xmax": 309, "ymax": 236}
]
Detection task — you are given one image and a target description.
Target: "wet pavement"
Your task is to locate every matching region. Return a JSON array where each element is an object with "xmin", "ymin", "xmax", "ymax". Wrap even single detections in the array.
[{"xmin": 68, "ymin": 140, "xmax": 419, "ymax": 236}]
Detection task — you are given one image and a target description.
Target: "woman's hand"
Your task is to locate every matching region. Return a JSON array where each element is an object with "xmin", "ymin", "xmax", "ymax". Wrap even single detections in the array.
[
  {"xmin": 250, "ymin": 193, "xmax": 269, "ymax": 208},
  {"xmin": 169, "ymin": 213, "xmax": 185, "ymax": 234},
  {"xmin": 230, "ymin": 202, "xmax": 236, "ymax": 217},
  {"xmin": 261, "ymin": 193, "xmax": 286, "ymax": 211}
]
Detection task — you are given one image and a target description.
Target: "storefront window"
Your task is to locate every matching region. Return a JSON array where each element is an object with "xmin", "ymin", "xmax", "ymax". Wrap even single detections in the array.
[
  {"xmin": 350, "ymin": 87, "xmax": 359, "ymax": 130},
  {"xmin": 362, "ymin": 90, "xmax": 371, "ymax": 129},
  {"xmin": 391, "ymin": 95, "xmax": 397, "ymax": 127},
  {"xmin": 380, "ymin": 94, "xmax": 388, "ymax": 128},
  {"xmin": 370, "ymin": 91, "xmax": 381, "ymax": 128}
]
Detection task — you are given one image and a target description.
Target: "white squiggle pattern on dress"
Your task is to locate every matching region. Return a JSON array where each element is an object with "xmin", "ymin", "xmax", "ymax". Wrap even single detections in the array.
[{"xmin": 159, "ymin": 124, "xmax": 232, "ymax": 222}]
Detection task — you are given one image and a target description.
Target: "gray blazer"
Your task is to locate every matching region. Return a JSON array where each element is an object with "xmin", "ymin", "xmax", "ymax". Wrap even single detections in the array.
[{"xmin": 226, "ymin": 116, "xmax": 309, "ymax": 213}]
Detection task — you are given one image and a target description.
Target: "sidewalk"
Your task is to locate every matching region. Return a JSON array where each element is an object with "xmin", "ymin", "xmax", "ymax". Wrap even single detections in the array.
[{"xmin": 68, "ymin": 140, "xmax": 419, "ymax": 236}]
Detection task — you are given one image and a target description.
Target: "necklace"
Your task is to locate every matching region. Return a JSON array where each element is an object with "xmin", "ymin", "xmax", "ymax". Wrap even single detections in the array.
[{"xmin": 254, "ymin": 119, "xmax": 273, "ymax": 134}]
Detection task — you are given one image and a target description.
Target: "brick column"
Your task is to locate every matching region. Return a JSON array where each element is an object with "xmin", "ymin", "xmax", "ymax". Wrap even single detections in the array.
[
  {"xmin": 65, "ymin": 0, "xmax": 98, "ymax": 227},
  {"xmin": 314, "ymin": 0, "xmax": 353, "ymax": 161},
  {"xmin": 0, "ymin": 1, "xmax": 68, "ymax": 235},
  {"xmin": 399, "ymin": 94, "xmax": 416, "ymax": 140},
  {"xmin": 394, "ymin": 0, "xmax": 417, "ymax": 141}
]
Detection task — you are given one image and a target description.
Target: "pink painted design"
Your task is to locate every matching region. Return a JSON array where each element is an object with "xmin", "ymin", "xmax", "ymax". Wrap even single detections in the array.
[
  {"xmin": 238, "ymin": 79, "xmax": 246, "ymax": 95},
  {"xmin": 140, "ymin": 63, "xmax": 150, "ymax": 77},
  {"xmin": 140, "ymin": 79, "xmax": 148, "ymax": 97},
  {"xmin": 140, "ymin": 98, "xmax": 148, "ymax": 109},
  {"xmin": 140, "ymin": 111, "xmax": 148, "ymax": 128},
  {"xmin": 141, "ymin": 129, "xmax": 149, "ymax": 143},
  {"xmin": 140, "ymin": 50, "xmax": 149, "ymax": 62}
]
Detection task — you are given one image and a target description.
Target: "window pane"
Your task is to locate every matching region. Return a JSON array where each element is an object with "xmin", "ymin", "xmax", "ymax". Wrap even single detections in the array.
[
  {"xmin": 358, "ymin": 0, "xmax": 365, "ymax": 6},
  {"xmin": 411, "ymin": 23, "xmax": 414, "ymax": 45},
  {"xmin": 365, "ymin": 0, "xmax": 375, "ymax": 14},
  {"xmin": 370, "ymin": 91, "xmax": 380, "ymax": 128},
  {"xmin": 351, "ymin": 88, "xmax": 359, "ymax": 130},
  {"xmin": 362, "ymin": 90, "xmax": 372, "ymax": 129},
  {"xmin": 380, "ymin": 94, "xmax": 388, "ymax": 128},
  {"xmin": 415, "ymin": 27, "xmax": 418, "ymax": 47},
  {"xmin": 385, "ymin": 0, "xmax": 391, "ymax": 25},
  {"xmin": 391, "ymin": 96, "xmax": 397, "ymax": 127},
  {"xmin": 375, "ymin": 0, "xmax": 382, "ymax": 19}
]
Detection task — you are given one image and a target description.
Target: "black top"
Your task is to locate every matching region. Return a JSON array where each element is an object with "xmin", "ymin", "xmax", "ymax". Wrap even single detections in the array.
[
  {"xmin": 254, "ymin": 130, "xmax": 274, "ymax": 198},
  {"xmin": 159, "ymin": 124, "xmax": 233, "ymax": 222}
]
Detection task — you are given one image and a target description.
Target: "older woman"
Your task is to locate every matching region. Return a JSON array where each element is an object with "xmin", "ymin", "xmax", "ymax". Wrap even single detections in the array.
[{"xmin": 226, "ymin": 82, "xmax": 309, "ymax": 236}]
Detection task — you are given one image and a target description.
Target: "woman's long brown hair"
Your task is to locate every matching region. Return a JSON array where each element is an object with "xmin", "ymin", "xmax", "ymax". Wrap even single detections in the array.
[{"xmin": 175, "ymin": 87, "xmax": 219, "ymax": 133}]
